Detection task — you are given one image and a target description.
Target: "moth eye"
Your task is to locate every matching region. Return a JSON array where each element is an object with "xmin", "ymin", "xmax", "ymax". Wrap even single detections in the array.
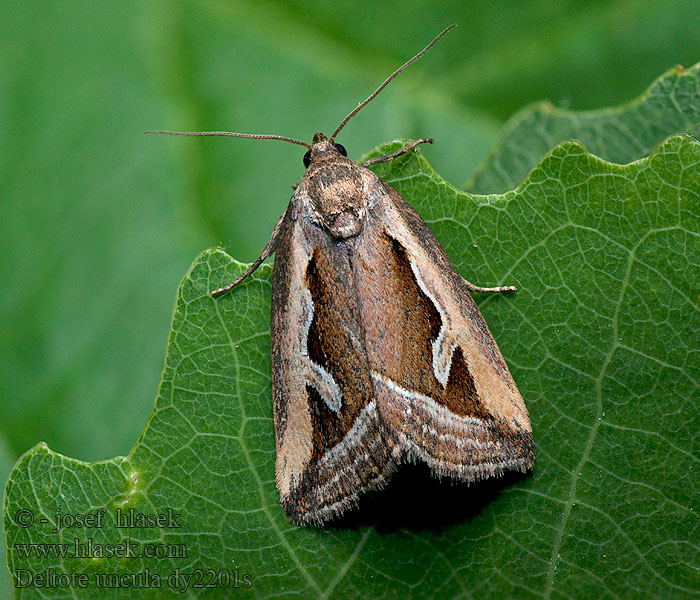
[
  {"xmin": 303, "ymin": 150, "xmax": 312, "ymax": 168},
  {"xmin": 334, "ymin": 143, "xmax": 347, "ymax": 157}
]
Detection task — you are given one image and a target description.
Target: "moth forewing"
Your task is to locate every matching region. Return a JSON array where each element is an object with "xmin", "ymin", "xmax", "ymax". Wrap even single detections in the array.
[
  {"xmin": 371, "ymin": 184, "xmax": 534, "ymax": 480},
  {"xmin": 270, "ymin": 143, "xmax": 399, "ymax": 526}
]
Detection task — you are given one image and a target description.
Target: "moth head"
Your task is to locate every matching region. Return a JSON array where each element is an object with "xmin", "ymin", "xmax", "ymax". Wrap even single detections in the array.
[
  {"xmin": 302, "ymin": 133, "xmax": 366, "ymax": 239},
  {"xmin": 302, "ymin": 132, "xmax": 347, "ymax": 169}
]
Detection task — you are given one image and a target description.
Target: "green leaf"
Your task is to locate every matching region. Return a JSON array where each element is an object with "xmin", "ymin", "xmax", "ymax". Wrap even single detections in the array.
[
  {"xmin": 5, "ymin": 1, "xmax": 700, "ymax": 596},
  {"xmin": 3, "ymin": 3, "xmax": 700, "ymax": 549},
  {"xmin": 466, "ymin": 63, "xmax": 700, "ymax": 193},
  {"xmin": 5, "ymin": 133, "xmax": 699, "ymax": 598},
  {"xmin": 0, "ymin": 435, "xmax": 13, "ymax": 598}
]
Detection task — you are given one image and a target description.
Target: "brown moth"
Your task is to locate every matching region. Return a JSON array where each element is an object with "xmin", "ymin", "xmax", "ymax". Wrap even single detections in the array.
[{"xmin": 148, "ymin": 25, "xmax": 534, "ymax": 526}]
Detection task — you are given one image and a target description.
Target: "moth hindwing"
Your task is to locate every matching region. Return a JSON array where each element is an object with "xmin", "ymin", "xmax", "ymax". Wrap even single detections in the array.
[{"xmin": 152, "ymin": 25, "xmax": 534, "ymax": 526}]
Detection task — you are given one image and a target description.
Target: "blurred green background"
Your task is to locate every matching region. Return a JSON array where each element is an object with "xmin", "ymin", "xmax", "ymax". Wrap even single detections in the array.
[{"xmin": 2, "ymin": 0, "xmax": 700, "ymax": 593}]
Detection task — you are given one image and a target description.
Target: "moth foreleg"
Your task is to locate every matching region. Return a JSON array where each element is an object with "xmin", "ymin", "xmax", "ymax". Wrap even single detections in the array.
[
  {"xmin": 210, "ymin": 207, "xmax": 288, "ymax": 297},
  {"xmin": 461, "ymin": 278, "xmax": 517, "ymax": 294},
  {"xmin": 362, "ymin": 138, "xmax": 434, "ymax": 167}
]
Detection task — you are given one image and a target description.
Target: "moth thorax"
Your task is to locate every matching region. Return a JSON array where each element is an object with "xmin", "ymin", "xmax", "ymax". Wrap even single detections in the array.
[{"xmin": 307, "ymin": 164, "xmax": 366, "ymax": 239}]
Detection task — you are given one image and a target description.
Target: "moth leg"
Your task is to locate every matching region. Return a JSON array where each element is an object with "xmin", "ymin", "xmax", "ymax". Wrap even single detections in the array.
[
  {"xmin": 362, "ymin": 138, "xmax": 433, "ymax": 167},
  {"xmin": 461, "ymin": 278, "xmax": 517, "ymax": 294},
  {"xmin": 210, "ymin": 207, "xmax": 288, "ymax": 297}
]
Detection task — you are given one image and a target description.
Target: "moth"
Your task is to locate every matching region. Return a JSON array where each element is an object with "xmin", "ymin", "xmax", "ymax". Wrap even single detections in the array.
[{"xmin": 148, "ymin": 25, "xmax": 534, "ymax": 526}]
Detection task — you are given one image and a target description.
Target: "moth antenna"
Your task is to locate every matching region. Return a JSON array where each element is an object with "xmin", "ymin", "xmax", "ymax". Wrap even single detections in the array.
[
  {"xmin": 330, "ymin": 24, "xmax": 456, "ymax": 142},
  {"xmin": 144, "ymin": 130, "xmax": 312, "ymax": 149}
]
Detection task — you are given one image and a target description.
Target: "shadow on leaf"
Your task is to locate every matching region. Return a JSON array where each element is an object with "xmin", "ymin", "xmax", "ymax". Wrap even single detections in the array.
[{"xmin": 325, "ymin": 462, "xmax": 531, "ymax": 533}]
